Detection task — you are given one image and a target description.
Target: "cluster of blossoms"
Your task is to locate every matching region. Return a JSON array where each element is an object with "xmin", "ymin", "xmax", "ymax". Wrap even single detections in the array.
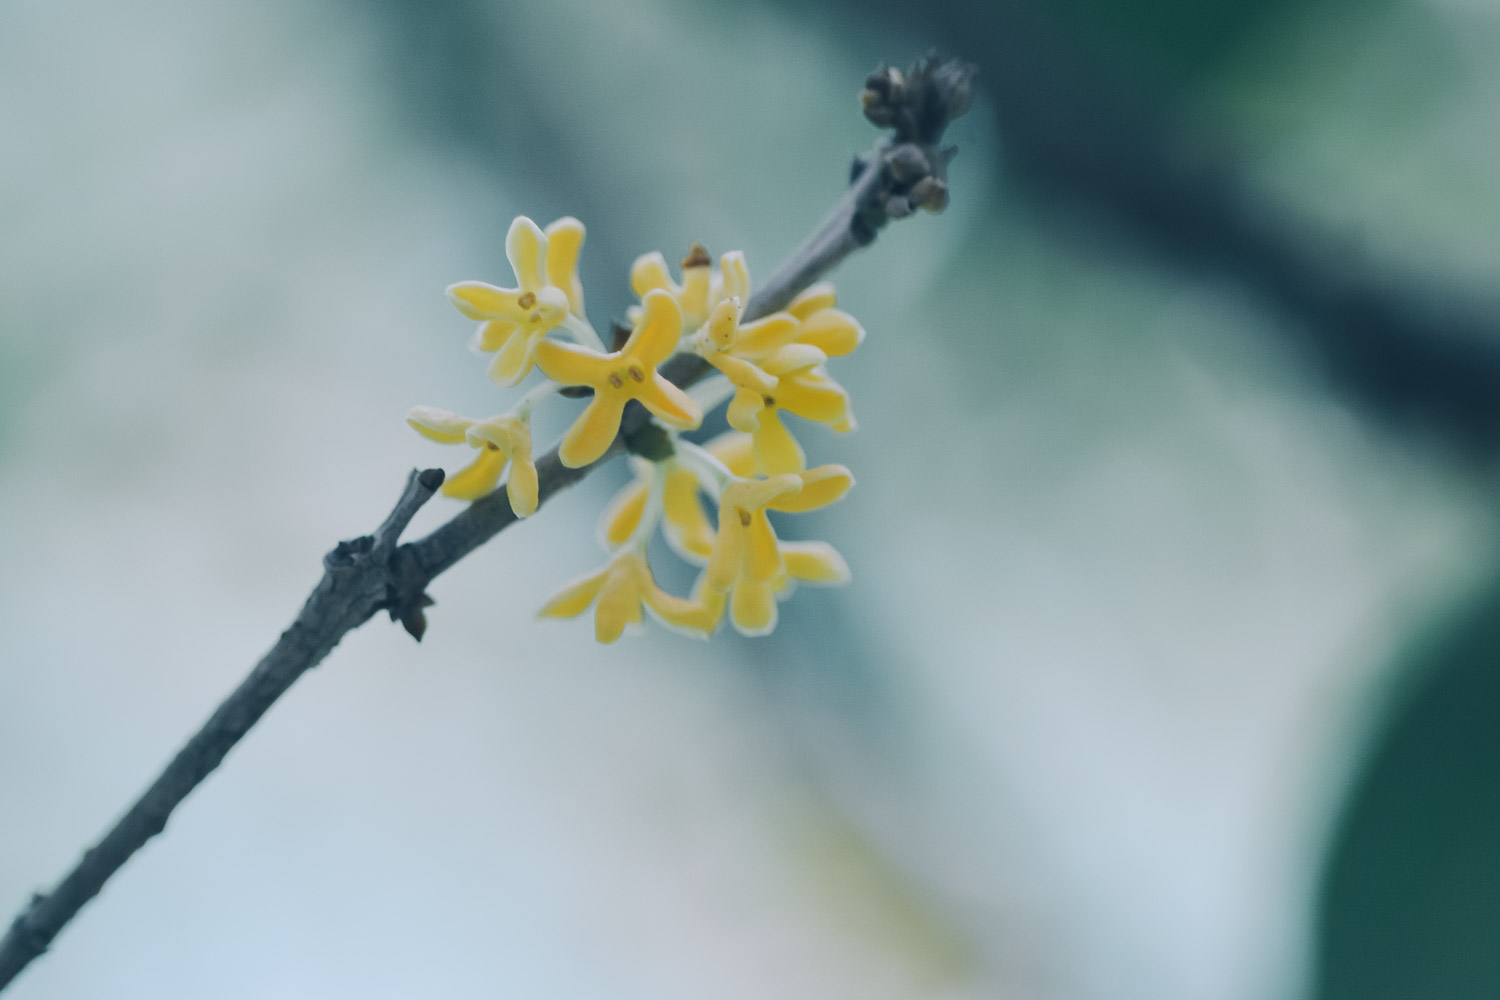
[{"xmin": 409, "ymin": 216, "xmax": 865, "ymax": 642}]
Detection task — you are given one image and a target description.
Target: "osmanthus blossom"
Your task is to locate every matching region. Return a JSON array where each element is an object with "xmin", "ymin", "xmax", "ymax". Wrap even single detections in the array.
[
  {"xmin": 446, "ymin": 216, "xmax": 587, "ymax": 386},
  {"xmin": 417, "ymin": 211, "xmax": 867, "ymax": 643},
  {"xmin": 537, "ymin": 548, "xmax": 717, "ymax": 643},
  {"xmin": 726, "ymin": 358, "xmax": 854, "ymax": 476},
  {"xmin": 599, "ymin": 431, "xmax": 757, "ymax": 563},
  {"xmin": 629, "ymin": 243, "xmax": 718, "ymax": 329},
  {"xmin": 533, "ymin": 289, "xmax": 702, "ymax": 468},
  {"xmin": 405, "ymin": 407, "xmax": 539, "ymax": 517},
  {"xmin": 698, "ymin": 463, "xmax": 855, "ymax": 636},
  {"xmin": 690, "ymin": 262, "xmax": 863, "ymax": 474}
]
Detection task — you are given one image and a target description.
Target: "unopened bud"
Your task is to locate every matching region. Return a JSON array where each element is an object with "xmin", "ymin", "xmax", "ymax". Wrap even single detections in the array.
[
  {"xmin": 885, "ymin": 195, "xmax": 913, "ymax": 219},
  {"xmin": 885, "ymin": 144, "xmax": 930, "ymax": 183},
  {"xmin": 909, "ymin": 176, "xmax": 949, "ymax": 213}
]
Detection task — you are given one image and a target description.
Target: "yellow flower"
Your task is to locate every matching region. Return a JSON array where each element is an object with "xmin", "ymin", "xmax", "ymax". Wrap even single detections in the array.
[
  {"xmin": 691, "ymin": 251, "xmax": 804, "ymax": 395},
  {"xmin": 538, "ymin": 549, "xmax": 717, "ymax": 643},
  {"xmin": 630, "ymin": 243, "xmax": 717, "ymax": 328},
  {"xmin": 779, "ymin": 282, "xmax": 866, "ymax": 359},
  {"xmin": 725, "ymin": 355, "xmax": 854, "ymax": 476},
  {"xmin": 406, "ymin": 406, "xmax": 539, "ymax": 517},
  {"xmin": 446, "ymin": 216, "xmax": 584, "ymax": 386},
  {"xmin": 599, "ymin": 431, "xmax": 755, "ymax": 562},
  {"xmin": 702, "ymin": 464, "xmax": 854, "ymax": 636},
  {"xmin": 533, "ymin": 289, "xmax": 702, "ymax": 468}
]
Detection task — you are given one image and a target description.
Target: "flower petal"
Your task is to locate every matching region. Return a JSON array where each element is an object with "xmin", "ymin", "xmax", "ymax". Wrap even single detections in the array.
[
  {"xmin": 730, "ymin": 578, "xmax": 779, "ymax": 637},
  {"xmin": 798, "ymin": 308, "xmax": 865, "ymax": 357},
  {"xmin": 744, "ymin": 510, "xmax": 783, "ymax": 581},
  {"xmin": 705, "ymin": 352, "xmax": 777, "ymax": 394},
  {"xmin": 725, "ymin": 473, "xmax": 803, "ymax": 513},
  {"xmin": 787, "ymin": 282, "xmax": 837, "ymax": 320},
  {"xmin": 544, "ymin": 216, "xmax": 586, "ymax": 316},
  {"xmin": 703, "ymin": 299, "xmax": 738, "ymax": 350},
  {"xmin": 726, "ymin": 387, "xmax": 763, "ymax": 433},
  {"xmin": 538, "ymin": 565, "xmax": 609, "ymax": 619},
  {"xmin": 558, "ymin": 391, "xmax": 626, "ymax": 468},
  {"xmin": 680, "ymin": 248, "xmax": 711, "ymax": 320},
  {"xmin": 753, "ymin": 408, "xmax": 806, "ymax": 475},
  {"xmin": 534, "ymin": 337, "xmax": 617, "ymax": 387},
  {"xmin": 600, "ymin": 480, "xmax": 647, "ymax": 548},
  {"xmin": 760, "ymin": 343, "xmax": 827, "ymax": 376},
  {"xmin": 488, "ymin": 328, "xmax": 542, "ymax": 386},
  {"xmin": 641, "ymin": 582, "xmax": 718, "ymax": 637},
  {"xmin": 447, "ymin": 281, "xmax": 525, "ymax": 321},
  {"xmin": 464, "ymin": 417, "xmax": 515, "ymax": 452},
  {"xmin": 781, "ymin": 541, "xmax": 851, "ymax": 585},
  {"xmin": 506, "ymin": 216, "xmax": 548, "ymax": 291},
  {"xmin": 630, "ymin": 251, "xmax": 675, "ymax": 299},
  {"xmin": 636, "ymin": 372, "xmax": 702, "ymax": 430},
  {"xmin": 718, "ymin": 251, "xmax": 751, "ymax": 304},
  {"xmin": 472, "ymin": 318, "xmax": 519, "ymax": 353},
  {"xmin": 407, "ymin": 405, "xmax": 475, "ymax": 444},
  {"xmin": 778, "ymin": 372, "xmax": 850, "ymax": 424},
  {"xmin": 442, "ymin": 445, "xmax": 506, "ymax": 500},
  {"xmin": 622, "ymin": 289, "xmax": 684, "ymax": 367},
  {"xmin": 506, "ymin": 456, "xmax": 539, "ymax": 518},
  {"xmin": 705, "ymin": 512, "xmax": 746, "ymax": 593},
  {"xmin": 732, "ymin": 313, "xmax": 800, "ymax": 357},
  {"xmin": 767, "ymin": 464, "xmax": 854, "ymax": 512},
  {"xmin": 661, "ymin": 465, "xmax": 716, "ymax": 563},
  {"xmin": 594, "ymin": 565, "xmax": 642, "ymax": 643},
  {"xmin": 692, "ymin": 573, "xmax": 727, "ymax": 624}
]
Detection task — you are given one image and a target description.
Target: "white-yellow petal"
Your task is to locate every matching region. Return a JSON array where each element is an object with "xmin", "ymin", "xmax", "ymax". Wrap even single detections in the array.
[
  {"xmin": 544, "ymin": 216, "xmax": 587, "ymax": 316},
  {"xmin": 538, "ymin": 565, "xmax": 610, "ymax": 619},
  {"xmin": 447, "ymin": 281, "xmax": 522, "ymax": 321},
  {"xmin": 407, "ymin": 406, "xmax": 475, "ymax": 444},
  {"xmin": 798, "ymin": 308, "xmax": 865, "ymax": 357},
  {"xmin": 781, "ymin": 541, "xmax": 851, "ymax": 585},
  {"xmin": 623, "ymin": 289, "xmax": 684, "ymax": 368},
  {"xmin": 787, "ymin": 282, "xmax": 837, "ymax": 320},
  {"xmin": 442, "ymin": 446, "xmax": 507, "ymax": 501},
  {"xmin": 506, "ymin": 215, "xmax": 548, "ymax": 291},
  {"xmin": 718, "ymin": 251, "xmax": 750, "ymax": 304},
  {"xmin": 753, "ymin": 408, "xmax": 806, "ymax": 476},
  {"xmin": 630, "ymin": 251, "xmax": 675, "ymax": 298},
  {"xmin": 726, "ymin": 387, "xmax": 764, "ymax": 433},
  {"xmin": 730, "ymin": 578, "xmax": 778, "ymax": 637}
]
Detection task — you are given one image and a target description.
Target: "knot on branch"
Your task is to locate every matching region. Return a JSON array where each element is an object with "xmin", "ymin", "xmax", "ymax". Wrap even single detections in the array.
[
  {"xmin": 314, "ymin": 468, "xmax": 446, "ymax": 642},
  {"xmin": 7, "ymin": 896, "xmax": 50, "ymax": 960}
]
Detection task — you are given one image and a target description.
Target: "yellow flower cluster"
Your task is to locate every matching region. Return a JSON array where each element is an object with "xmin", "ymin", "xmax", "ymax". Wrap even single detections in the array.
[{"xmin": 410, "ymin": 216, "xmax": 863, "ymax": 641}]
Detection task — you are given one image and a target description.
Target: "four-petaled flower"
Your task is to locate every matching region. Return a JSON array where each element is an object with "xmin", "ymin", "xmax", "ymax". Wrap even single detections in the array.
[
  {"xmin": 534, "ymin": 289, "xmax": 703, "ymax": 468},
  {"xmin": 692, "ymin": 251, "xmax": 803, "ymax": 395},
  {"xmin": 406, "ymin": 406, "xmax": 539, "ymax": 517},
  {"xmin": 725, "ymin": 356, "xmax": 854, "ymax": 476},
  {"xmin": 600, "ymin": 431, "xmax": 755, "ymax": 562},
  {"xmin": 702, "ymin": 464, "xmax": 854, "ymax": 635},
  {"xmin": 446, "ymin": 216, "xmax": 584, "ymax": 386},
  {"xmin": 424, "ymin": 215, "xmax": 865, "ymax": 643},
  {"xmin": 538, "ymin": 549, "xmax": 717, "ymax": 643},
  {"xmin": 629, "ymin": 243, "xmax": 719, "ymax": 329}
]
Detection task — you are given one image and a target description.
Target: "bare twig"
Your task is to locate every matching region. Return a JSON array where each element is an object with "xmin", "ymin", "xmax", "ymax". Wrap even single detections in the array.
[
  {"xmin": 0, "ymin": 467, "xmax": 444, "ymax": 990},
  {"xmin": 0, "ymin": 56, "xmax": 972, "ymax": 992}
]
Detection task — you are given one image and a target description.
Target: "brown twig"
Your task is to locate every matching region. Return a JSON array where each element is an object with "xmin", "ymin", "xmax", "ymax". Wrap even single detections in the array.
[{"xmin": 0, "ymin": 55, "xmax": 973, "ymax": 992}]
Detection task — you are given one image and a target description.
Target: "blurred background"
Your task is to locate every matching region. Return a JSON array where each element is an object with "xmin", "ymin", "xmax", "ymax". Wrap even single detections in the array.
[{"xmin": 3, "ymin": 0, "xmax": 1499, "ymax": 997}]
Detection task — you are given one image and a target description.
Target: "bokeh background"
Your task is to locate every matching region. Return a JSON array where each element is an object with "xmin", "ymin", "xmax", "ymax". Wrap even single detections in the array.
[{"xmin": 3, "ymin": 0, "xmax": 1500, "ymax": 997}]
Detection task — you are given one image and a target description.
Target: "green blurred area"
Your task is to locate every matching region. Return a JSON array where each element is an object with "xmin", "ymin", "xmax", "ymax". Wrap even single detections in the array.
[{"xmin": 1318, "ymin": 576, "xmax": 1500, "ymax": 1000}]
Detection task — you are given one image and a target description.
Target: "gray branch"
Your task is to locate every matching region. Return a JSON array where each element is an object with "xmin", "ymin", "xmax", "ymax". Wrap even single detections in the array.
[
  {"xmin": 0, "ymin": 467, "xmax": 445, "ymax": 990},
  {"xmin": 0, "ymin": 56, "xmax": 972, "ymax": 993}
]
